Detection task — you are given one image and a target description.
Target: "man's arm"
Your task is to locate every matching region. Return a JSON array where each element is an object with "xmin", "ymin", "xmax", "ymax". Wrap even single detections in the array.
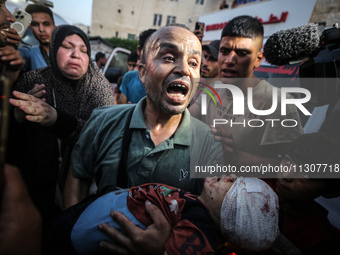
[
  {"xmin": 63, "ymin": 167, "xmax": 91, "ymax": 210},
  {"xmin": 118, "ymin": 92, "xmax": 128, "ymax": 104},
  {"xmin": 0, "ymin": 165, "xmax": 42, "ymax": 255},
  {"xmin": 98, "ymin": 200, "xmax": 171, "ymax": 255},
  {"xmin": 117, "ymin": 73, "xmax": 132, "ymax": 104}
]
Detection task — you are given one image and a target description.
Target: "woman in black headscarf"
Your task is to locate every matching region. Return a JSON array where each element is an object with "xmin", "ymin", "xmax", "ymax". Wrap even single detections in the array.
[{"xmin": 8, "ymin": 25, "xmax": 114, "ymax": 223}]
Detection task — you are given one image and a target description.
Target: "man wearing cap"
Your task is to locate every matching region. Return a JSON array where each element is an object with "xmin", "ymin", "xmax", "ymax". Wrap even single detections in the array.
[
  {"xmin": 19, "ymin": 4, "xmax": 56, "ymax": 72},
  {"xmin": 201, "ymin": 40, "xmax": 219, "ymax": 78},
  {"xmin": 189, "ymin": 40, "xmax": 220, "ymax": 106}
]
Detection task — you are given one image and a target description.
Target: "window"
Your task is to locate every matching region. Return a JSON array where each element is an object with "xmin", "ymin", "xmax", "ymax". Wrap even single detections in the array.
[
  {"xmin": 107, "ymin": 50, "xmax": 130, "ymax": 75},
  {"xmin": 128, "ymin": 34, "xmax": 136, "ymax": 40},
  {"xmin": 153, "ymin": 14, "xmax": 162, "ymax": 26},
  {"xmin": 166, "ymin": 16, "xmax": 176, "ymax": 26},
  {"xmin": 195, "ymin": 0, "xmax": 204, "ymax": 5}
]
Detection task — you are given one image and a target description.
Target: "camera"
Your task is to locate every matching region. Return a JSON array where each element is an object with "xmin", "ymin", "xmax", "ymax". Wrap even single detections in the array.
[
  {"xmin": 299, "ymin": 24, "xmax": 340, "ymax": 106},
  {"xmin": 299, "ymin": 24, "xmax": 340, "ymax": 135}
]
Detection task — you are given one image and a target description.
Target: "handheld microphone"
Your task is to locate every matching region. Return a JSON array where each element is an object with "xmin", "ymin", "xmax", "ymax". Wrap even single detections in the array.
[{"xmin": 263, "ymin": 23, "xmax": 322, "ymax": 66}]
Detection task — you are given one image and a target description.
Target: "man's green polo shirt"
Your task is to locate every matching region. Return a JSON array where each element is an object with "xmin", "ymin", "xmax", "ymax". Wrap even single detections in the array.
[{"xmin": 72, "ymin": 98, "xmax": 223, "ymax": 195}]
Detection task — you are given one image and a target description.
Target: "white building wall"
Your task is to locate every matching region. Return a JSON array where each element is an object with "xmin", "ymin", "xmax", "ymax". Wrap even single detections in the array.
[{"xmin": 91, "ymin": 0, "xmax": 222, "ymax": 39}]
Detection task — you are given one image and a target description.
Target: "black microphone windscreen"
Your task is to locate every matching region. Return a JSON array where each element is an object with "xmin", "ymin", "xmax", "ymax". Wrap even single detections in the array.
[{"xmin": 264, "ymin": 23, "xmax": 321, "ymax": 66}]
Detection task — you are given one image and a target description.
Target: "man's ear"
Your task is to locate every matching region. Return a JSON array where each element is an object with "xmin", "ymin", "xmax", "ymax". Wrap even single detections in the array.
[
  {"xmin": 137, "ymin": 45, "xmax": 142, "ymax": 57},
  {"xmin": 254, "ymin": 50, "xmax": 264, "ymax": 68},
  {"xmin": 138, "ymin": 63, "xmax": 146, "ymax": 85}
]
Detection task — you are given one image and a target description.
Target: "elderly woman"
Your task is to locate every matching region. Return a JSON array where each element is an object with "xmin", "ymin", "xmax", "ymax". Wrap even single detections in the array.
[{"xmin": 8, "ymin": 25, "xmax": 114, "ymax": 223}]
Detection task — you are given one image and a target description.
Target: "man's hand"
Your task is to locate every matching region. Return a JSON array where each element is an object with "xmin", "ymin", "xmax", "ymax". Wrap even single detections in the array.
[
  {"xmin": 211, "ymin": 126, "xmax": 237, "ymax": 154},
  {"xmin": 0, "ymin": 45, "xmax": 24, "ymax": 71},
  {"xmin": 98, "ymin": 200, "xmax": 171, "ymax": 255},
  {"xmin": 0, "ymin": 165, "xmax": 42, "ymax": 255},
  {"xmin": 193, "ymin": 29, "xmax": 203, "ymax": 43},
  {"xmin": 211, "ymin": 125, "xmax": 245, "ymax": 167},
  {"xmin": 27, "ymin": 84, "xmax": 47, "ymax": 100},
  {"xmin": 3, "ymin": 27, "xmax": 21, "ymax": 46},
  {"xmin": 0, "ymin": 45, "xmax": 25, "ymax": 83},
  {"xmin": 9, "ymin": 90, "xmax": 57, "ymax": 126}
]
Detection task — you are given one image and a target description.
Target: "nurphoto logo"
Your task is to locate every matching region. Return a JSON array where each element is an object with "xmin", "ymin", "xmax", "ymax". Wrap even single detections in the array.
[{"xmin": 198, "ymin": 81, "xmax": 312, "ymax": 128}]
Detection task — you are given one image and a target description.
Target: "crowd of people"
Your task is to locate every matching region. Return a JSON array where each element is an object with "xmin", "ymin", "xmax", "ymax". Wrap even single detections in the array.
[{"xmin": 1, "ymin": 0, "xmax": 340, "ymax": 254}]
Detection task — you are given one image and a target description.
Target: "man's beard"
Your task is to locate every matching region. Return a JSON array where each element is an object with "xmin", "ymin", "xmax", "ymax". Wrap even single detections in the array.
[
  {"xmin": 145, "ymin": 84, "xmax": 190, "ymax": 116},
  {"xmin": 40, "ymin": 40, "xmax": 50, "ymax": 46}
]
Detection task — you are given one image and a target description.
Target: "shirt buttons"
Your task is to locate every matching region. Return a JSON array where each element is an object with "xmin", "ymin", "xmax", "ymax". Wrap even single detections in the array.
[{"xmin": 146, "ymin": 134, "xmax": 150, "ymax": 139}]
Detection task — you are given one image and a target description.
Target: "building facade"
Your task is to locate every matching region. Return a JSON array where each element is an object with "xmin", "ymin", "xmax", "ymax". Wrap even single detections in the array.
[
  {"xmin": 90, "ymin": 0, "xmax": 340, "ymax": 42},
  {"xmin": 90, "ymin": 0, "xmax": 224, "ymax": 39}
]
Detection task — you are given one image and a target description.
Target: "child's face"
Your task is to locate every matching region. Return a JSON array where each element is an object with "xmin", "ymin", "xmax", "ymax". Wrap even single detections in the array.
[
  {"xmin": 276, "ymin": 154, "xmax": 327, "ymax": 201},
  {"xmin": 201, "ymin": 175, "xmax": 237, "ymax": 213}
]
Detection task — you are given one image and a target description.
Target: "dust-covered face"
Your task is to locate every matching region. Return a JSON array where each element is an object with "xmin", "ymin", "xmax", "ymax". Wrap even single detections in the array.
[
  {"xmin": 57, "ymin": 34, "xmax": 89, "ymax": 80},
  {"xmin": 200, "ymin": 175, "xmax": 237, "ymax": 218},
  {"xmin": 139, "ymin": 26, "xmax": 201, "ymax": 115}
]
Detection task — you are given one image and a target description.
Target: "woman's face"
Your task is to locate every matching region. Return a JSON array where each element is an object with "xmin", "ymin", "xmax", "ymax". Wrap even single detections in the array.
[{"xmin": 57, "ymin": 34, "xmax": 89, "ymax": 80}]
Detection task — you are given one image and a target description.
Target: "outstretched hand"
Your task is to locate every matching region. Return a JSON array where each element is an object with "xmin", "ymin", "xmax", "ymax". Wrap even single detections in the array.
[
  {"xmin": 10, "ymin": 90, "xmax": 57, "ymax": 126},
  {"xmin": 98, "ymin": 200, "xmax": 171, "ymax": 255},
  {"xmin": 27, "ymin": 84, "xmax": 47, "ymax": 100}
]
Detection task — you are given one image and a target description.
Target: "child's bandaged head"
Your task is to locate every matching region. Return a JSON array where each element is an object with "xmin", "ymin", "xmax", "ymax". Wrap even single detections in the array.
[{"xmin": 220, "ymin": 177, "xmax": 279, "ymax": 251}]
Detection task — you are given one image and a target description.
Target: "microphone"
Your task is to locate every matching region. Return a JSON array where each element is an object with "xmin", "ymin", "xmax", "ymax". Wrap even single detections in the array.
[{"xmin": 263, "ymin": 23, "xmax": 322, "ymax": 66}]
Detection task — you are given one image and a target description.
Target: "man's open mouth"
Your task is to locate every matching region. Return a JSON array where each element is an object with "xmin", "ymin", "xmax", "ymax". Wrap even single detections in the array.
[
  {"xmin": 167, "ymin": 83, "xmax": 189, "ymax": 98},
  {"xmin": 221, "ymin": 68, "xmax": 237, "ymax": 76}
]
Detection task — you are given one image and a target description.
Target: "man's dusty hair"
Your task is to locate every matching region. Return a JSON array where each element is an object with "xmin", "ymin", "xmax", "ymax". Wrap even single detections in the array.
[
  {"xmin": 221, "ymin": 15, "xmax": 263, "ymax": 39},
  {"xmin": 25, "ymin": 4, "xmax": 55, "ymax": 24},
  {"xmin": 142, "ymin": 26, "xmax": 192, "ymax": 64},
  {"xmin": 167, "ymin": 23, "xmax": 190, "ymax": 31}
]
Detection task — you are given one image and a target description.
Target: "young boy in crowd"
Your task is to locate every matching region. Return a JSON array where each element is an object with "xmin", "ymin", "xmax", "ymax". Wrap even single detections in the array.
[
  {"xmin": 264, "ymin": 132, "xmax": 340, "ymax": 255},
  {"xmin": 46, "ymin": 176, "xmax": 279, "ymax": 254}
]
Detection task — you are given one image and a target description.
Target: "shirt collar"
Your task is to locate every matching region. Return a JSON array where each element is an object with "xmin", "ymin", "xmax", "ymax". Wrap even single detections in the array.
[{"xmin": 130, "ymin": 97, "xmax": 190, "ymax": 146}]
